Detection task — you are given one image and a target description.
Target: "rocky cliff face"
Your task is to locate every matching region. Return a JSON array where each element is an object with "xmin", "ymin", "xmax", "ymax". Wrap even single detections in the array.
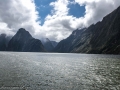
[
  {"xmin": 7, "ymin": 28, "xmax": 46, "ymax": 52},
  {"xmin": 54, "ymin": 6, "xmax": 120, "ymax": 54}
]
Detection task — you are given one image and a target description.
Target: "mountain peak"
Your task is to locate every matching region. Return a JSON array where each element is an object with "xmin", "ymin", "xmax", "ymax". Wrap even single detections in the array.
[
  {"xmin": 7, "ymin": 28, "xmax": 46, "ymax": 52},
  {"xmin": 42, "ymin": 38, "xmax": 51, "ymax": 44},
  {"xmin": 16, "ymin": 28, "xmax": 32, "ymax": 38},
  {"xmin": 18, "ymin": 28, "xmax": 28, "ymax": 33},
  {"xmin": 45, "ymin": 38, "xmax": 50, "ymax": 43}
]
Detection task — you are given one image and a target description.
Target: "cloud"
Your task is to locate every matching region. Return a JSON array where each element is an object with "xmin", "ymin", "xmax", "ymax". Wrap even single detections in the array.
[
  {"xmin": 0, "ymin": 0, "xmax": 120, "ymax": 42},
  {"xmin": 0, "ymin": 0, "xmax": 40, "ymax": 35},
  {"xmin": 39, "ymin": 0, "xmax": 120, "ymax": 41},
  {"xmin": 75, "ymin": 0, "xmax": 120, "ymax": 26}
]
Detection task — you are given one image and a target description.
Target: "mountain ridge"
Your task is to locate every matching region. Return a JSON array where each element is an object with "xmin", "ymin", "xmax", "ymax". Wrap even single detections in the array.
[
  {"xmin": 0, "ymin": 6, "xmax": 120, "ymax": 54},
  {"xmin": 54, "ymin": 6, "xmax": 120, "ymax": 54}
]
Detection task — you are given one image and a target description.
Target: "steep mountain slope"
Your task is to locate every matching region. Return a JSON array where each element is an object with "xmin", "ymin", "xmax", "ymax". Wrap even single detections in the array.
[
  {"xmin": 51, "ymin": 41, "xmax": 58, "ymax": 47},
  {"xmin": 54, "ymin": 6, "xmax": 120, "ymax": 54},
  {"xmin": 42, "ymin": 38, "xmax": 54, "ymax": 52},
  {"xmin": 0, "ymin": 34, "xmax": 12, "ymax": 51},
  {"xmin": 53, "ymin": 28, "xmax": 86, "ymax": 53},
  {"xmin": 7, "ymin": 28, "xmax": 46, "ymax": 52},
  {"xmin": 72, "ymin": 6, "xmax": 120, "ymax": 54},
  {"xmin": 0, "ymin": 34, "xmax": 7, "ymax": 51}
]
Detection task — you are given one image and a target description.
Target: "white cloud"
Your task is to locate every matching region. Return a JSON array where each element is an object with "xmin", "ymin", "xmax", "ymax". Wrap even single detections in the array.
[
  {"xmin": 39, "ymin": 0, "xmax": 120, "ymax": 41},
  {"xmin": 0, "ymin": 0, "xmax": 40, "ymax": 35},
  {"xmin": 50, "ymin": 0, "xmax": 69, "ymax": 16},
  {"xmin": 0, "ymin": 0, "xmax": 120, "ymax": 42},
  {"xmin": 75, "ymin": 0, "xmax": 120, "ymax": 26}
]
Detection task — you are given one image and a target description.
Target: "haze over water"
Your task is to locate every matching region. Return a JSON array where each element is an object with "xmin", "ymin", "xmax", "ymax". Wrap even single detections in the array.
[{"xmin": 0, "ymin": 52, "xmax": 120, "ymax": 90}]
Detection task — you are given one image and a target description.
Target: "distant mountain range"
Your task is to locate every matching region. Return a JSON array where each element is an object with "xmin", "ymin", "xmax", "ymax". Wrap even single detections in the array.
[
  {"xmin": 0, "ymin": 6, "xmax": 120, "ymax": 54},
  {"xmin": 0, "ymin": 28, "xmax": 57, "ymax": 52},
  {"xmin": 0, "ymin": 34, "xmax": 11, "ymax": 51},
  {"xmin": 41, "ymin": 38, "xmax": 58, "ymax": 52}
]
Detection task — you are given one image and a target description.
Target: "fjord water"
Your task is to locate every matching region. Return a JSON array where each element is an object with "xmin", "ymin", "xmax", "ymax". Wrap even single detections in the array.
[{"xmin": 0, "ymin": 52, "xmax": 120, "ymax": 90}]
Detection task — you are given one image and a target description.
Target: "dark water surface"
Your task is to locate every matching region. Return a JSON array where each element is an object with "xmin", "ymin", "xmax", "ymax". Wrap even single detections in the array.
[{"xmin": 0, "ymin": 52, "xmax": 120, "ymax": 90}]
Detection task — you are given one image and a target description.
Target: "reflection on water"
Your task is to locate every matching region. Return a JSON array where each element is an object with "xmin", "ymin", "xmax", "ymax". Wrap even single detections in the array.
[{"xmin": 0, "ymin": 52, "xmax": 120, "ymax": 90}]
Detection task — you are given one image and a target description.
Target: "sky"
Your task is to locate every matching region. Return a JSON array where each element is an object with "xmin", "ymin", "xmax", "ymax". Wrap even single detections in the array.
[{"xmin": 0, "ymin": 0, "xmax": 120, "ymax": 42}]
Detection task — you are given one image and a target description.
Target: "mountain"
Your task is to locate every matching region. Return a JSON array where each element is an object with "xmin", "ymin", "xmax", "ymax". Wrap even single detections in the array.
[
  {"xmin": 51, "ymin": 41, "xmax": 58, "ymax": 47},
  {"xmin": 53, "ymin": 28, "xmax": 86, "ymax": 53},
  {"xmin": 54, "ymin": 6, "xmax": 120, "ymax": 54},
  {"xmin": 7, "ymin": 28, "xmax": 46, "ymax": 52},
  {"xmin": 42, "ymin": 38, "xmax": 54, "ymax": 52},
  {"xmin": 0, "ymin": 34, "xmax": 12, "ymax": 51},
  {"xmin": 0, "ymin": 34, "xmax": 7, "ymax": 51}
]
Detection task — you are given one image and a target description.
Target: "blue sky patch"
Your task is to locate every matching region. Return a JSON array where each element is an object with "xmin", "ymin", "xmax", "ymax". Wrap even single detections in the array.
[
  {"xmin": 34, "ymin": 0, "xmax": 85, "ymax": 25},
  {"xmin": 68, "ymin": 3, "xmax": 85, "ymax": 18},
  {"xmin": 35, "ymin": 0, "xmax": 56, "ymax": 25}
]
